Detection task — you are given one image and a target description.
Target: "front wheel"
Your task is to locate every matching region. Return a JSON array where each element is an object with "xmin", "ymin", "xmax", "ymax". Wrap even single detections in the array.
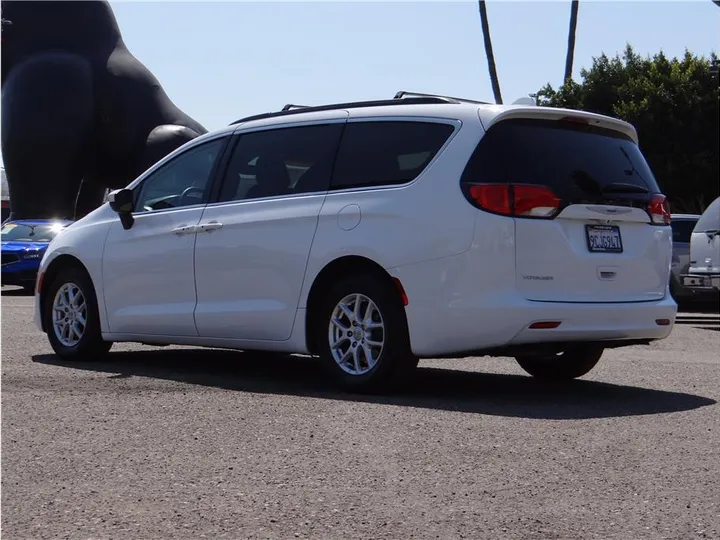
[
  {"xmin": 515, "ymin": 345, "xmax": 604, "ymax": 380},
  {"xmin": 314, "ymin": 273, "xmax": 417, "ymax": 393},
  {"xmin": 43, "ymin": 266, "xmax": 112, "ymax": 361}
]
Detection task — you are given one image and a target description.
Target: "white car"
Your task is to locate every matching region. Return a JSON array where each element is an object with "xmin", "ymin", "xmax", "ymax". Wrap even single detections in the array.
[
  {"xmin": 33, "ymin": 91, "xmax": 677, "ymax": 392},
  {"xmin": 684, "ymin": 196, "xmax": 720, "ymax": 294}
]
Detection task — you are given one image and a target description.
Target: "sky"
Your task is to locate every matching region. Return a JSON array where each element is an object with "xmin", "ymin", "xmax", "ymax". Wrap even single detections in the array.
[{"xmin": 1, "ymin": 0, "xmax": 719, "ymax": 169}]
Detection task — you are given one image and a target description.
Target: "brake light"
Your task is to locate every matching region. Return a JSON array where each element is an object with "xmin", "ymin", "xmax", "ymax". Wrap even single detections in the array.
[
  {"xmin": 513, "ymin": 185, "xmax": 561, "ymax": 217},
  {"xmin": 468, "ymin": 184, "xmax": 512, "ymax": 215},
  {"xmin": 559, "ymin": 116, "xmax": 589, "ymax": 125},
  {"xmin": 648, "ymin": 194, "xmax": 671, "ymax": 225},
  {"xmin": 466, "ymin": 183, "xmax": 561, "ymax": 218}
]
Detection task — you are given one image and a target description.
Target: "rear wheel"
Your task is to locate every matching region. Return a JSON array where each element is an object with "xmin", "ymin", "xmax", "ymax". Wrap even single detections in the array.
[
  {"xmin": 314, "ymin": 273, "xmax": 417, "ymax": 392},
  {"xmin": 515, "ymin": 345, "xmax": 604, "ymax": 380},
  {"xmin": 43, "ymin": 266, "xmax": 112, "ymax": 361}
]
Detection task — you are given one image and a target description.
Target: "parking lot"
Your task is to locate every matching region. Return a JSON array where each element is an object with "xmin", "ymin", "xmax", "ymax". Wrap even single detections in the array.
[{"xmin": 2, "ymin": 286, "xmax": 719, "ymax": 539}]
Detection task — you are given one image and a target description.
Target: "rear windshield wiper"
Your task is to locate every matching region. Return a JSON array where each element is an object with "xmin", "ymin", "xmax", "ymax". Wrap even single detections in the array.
[{"xmin": 601, "ymin": 182, "xmax": 649, "ymax": 194}]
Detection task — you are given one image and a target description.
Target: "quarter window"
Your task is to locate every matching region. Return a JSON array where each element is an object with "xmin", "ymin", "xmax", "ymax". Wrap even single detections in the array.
[
  {"xmin": 331, "ymin": 121, "xmax": 455, "ymax": 190},
  {"xmin": 134, "ymin": 138, "xmax": 227, "ymax": 212},
  {"xmin": 218, "ymin": 123, "xmax": 344, "ymax": 202}
]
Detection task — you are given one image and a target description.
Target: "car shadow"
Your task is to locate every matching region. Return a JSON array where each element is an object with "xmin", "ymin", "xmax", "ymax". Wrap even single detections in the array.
[
  {"xmin": 32, "ymin": 349, "xmax": 716, "ymax": 420},
  {"xmin": 678, "ymin": 299, "xmax": 720, "ymax": 314},
  {"xmin": 1, "ymin": 286, "xmax": 32, "ymax": 296}
]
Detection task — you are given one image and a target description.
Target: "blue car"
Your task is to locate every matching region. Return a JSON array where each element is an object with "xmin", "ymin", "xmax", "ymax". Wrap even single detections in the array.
[{"xmin": 2, "ymin": 219, "xmax": 73, "ymax": 292}]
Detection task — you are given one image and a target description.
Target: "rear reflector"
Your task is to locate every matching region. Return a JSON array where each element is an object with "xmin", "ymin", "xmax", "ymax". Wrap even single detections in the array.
[
  {"xmin": 36, "ymin": 271, "xmax": 44, "ymax": 295},
  {"xmin": 529, "ymin": 321, "xmax": 562, "ymax": 329},
  {"xmin": 648, "ymin": 194, "xmax": 671, "ymax": 225},
  {"xmin": 467, "ymin": 183, "xmax": 560, "ymax": 218},
  {"xmin": 655, "ymin": 319, "xmax": 671, "ymax": 326},
  {"xmin": 392, "ymin": 277, "xmax": 409, "ymax": 306}
]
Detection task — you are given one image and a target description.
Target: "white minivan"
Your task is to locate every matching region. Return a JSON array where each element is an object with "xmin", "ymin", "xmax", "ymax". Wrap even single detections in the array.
[
  {"xmin": 32, "ymin": 92, "xmax": 677, "ymax": 392},
  {"xmin": 684, "ymin": 196, "xmax": 720, "ymax": 294}
]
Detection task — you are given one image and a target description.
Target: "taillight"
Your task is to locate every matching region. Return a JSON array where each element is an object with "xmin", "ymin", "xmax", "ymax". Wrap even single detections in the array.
[
  {"xmin": 468, "ymin": 184, "xmax": 512, "ymax": 215},
  {"xmin": 513, "ymin": 185, "xmax": 561, "ymax": 217},
  {"xmin": 466, "ymin": 183, "xmax": 561, "ymax": 219},
  {"xmin": 648, "ymin": 194, "xmax": 671, "ymax": 225}
]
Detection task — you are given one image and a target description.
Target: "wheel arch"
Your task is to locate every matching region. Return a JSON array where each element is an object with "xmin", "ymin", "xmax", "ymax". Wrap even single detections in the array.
[
  {"xmin": 304, "ymin": 255, "xmax": 407, "ymax": 355},
  {"xmin": 38, "ymin": 254, "xmax": 94, "ymax": 332}
]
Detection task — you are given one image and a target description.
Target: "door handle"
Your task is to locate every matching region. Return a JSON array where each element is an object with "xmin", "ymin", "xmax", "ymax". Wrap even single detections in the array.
[
  {"xmin": 198, "ymin": 221, "xmax": 223, "ymax": 233},
  {"xmin": 171, "ymin": 224, "xmax": 197, "ymax": 235}
]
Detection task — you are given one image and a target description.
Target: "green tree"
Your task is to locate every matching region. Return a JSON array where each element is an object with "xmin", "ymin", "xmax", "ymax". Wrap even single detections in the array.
[{"xmin": 537, "ymin": 44, "xmax": 719, "ymax": 213}]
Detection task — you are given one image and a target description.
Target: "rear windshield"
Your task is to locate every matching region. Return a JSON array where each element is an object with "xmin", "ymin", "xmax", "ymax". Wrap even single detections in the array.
[
  {"xmin": 694, "ymin": 197, "xmax": 720, "ymax": 232},
  {"xmin": 1, "ymin": 222, "xmax": 64, "ymax": 242},
  {"xmin": 462, "ymin": 118, "xmax": 661, "ymax": 204}
]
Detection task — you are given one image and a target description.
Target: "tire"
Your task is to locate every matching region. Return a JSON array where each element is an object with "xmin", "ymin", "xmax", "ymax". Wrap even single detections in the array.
[
  {"xmin": 42, "ymin": 265, "xmax": 112, "ymax": 361},
  {"xmin": 515, "ymin": 345, "xmax": 604, "ymax": 380},
  {"xmin": 314, "ymin": 273, "xmax": 417, "ymax": 393}
]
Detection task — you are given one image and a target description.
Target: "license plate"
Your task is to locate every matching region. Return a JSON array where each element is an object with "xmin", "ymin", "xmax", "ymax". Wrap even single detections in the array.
[{"xmin": 586, "ymin": 225, "xmax": 623, "ymax": 253}]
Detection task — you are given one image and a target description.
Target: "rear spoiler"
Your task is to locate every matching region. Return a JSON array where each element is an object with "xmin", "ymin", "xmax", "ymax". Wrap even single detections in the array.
[{"xmin": 477, "ymin": 106, "xmax": 639, "ymax": 144}]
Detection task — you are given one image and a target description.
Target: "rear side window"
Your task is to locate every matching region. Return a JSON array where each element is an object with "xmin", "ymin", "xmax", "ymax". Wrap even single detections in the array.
[
  {"xmin": 331, "ymin": 121, "xmax": 455, "ymax": 190},
  {"xmin": 462, "ymin": 118, "xmax": 661, "ymax": 204},
  {"xmin": 218, "ymin": 123, "xmax": 344, "ymax": 202},
  {"xmin": 671, "ymin": 219, "xmax": 697, "ymax": 243},
  {"xmin": 694, "ymin": 197, "xmax": 720, "ymax": 232}
]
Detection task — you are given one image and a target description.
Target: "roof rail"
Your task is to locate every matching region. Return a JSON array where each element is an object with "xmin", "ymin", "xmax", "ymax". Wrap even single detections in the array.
[
  {"xmin": 229, "ymin": 96, "xmax": 453, "ymax": 125},
  {"xmin": 281, "ymin": 104, "xmax": 310, "ymax": 111},
  {"xmin": 394, "ymin": 90, "xmax": 491, "ymax": 105}
]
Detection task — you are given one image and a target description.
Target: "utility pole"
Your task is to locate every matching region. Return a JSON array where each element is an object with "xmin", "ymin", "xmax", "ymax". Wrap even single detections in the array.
[
  {"xmin": 478, "ymin": 1, "xmax": 503, "ymax": 104},
  {"xmin": 564, "ymin": 0, "xmax": 580, "ymax": 83}
]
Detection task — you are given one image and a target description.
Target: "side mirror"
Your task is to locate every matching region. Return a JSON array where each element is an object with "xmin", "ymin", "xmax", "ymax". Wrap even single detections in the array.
[{"xmin": 108, "ymin": 188, "xmax": 135, "ymax": 230}]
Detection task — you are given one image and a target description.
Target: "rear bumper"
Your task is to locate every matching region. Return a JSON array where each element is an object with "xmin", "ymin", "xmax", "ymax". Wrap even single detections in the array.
[
  {"xmin": 504, "ymin": 298, "xmax": 676, "ymax": 347},
  {"xmin": 400, "ymin": 287, "xmax": 677, "ymax": 358},
  {"xmin": 680, "ymin": 273, "xmax": 720, "ymax": 292}
]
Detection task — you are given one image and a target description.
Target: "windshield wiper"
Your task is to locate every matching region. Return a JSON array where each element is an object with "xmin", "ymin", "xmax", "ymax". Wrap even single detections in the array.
[{"xmin": 601, "ymin": 182, "xmax": 649, "ymax": 194}]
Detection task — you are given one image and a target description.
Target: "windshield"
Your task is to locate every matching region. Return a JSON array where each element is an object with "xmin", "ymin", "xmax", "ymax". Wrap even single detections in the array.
[{"xmin": 1, "ymin": 222, "xmax": 65, "ymax": 242}]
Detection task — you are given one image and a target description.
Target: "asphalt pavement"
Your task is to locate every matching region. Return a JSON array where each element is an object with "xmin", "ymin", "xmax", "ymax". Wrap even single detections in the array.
[{"xmin": 2, "ymin": 286, "xmax": 719, "ymax": 539}]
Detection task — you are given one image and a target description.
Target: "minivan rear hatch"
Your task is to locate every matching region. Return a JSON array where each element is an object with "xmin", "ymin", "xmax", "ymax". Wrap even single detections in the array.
[
  {"xmin": 462, "ymin": 111, "xmax": 671, "ymax": 303},
  {"xmin": 689, "ymin": 196, "xmax": 720, "ymax": 276}
]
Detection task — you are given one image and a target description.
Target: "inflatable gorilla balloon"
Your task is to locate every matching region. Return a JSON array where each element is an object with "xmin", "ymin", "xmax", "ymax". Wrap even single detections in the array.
[{"xmin": 1, "ymin": 0, "xmax": 208, "ymax": 221}]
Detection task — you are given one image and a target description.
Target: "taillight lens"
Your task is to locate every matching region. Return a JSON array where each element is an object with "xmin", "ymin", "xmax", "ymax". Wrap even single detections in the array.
[
  {"xmin": 513, "ymin": 184, "xmax": 561, "ymax": 217},
  {"xmin": 466, "ymin": 183, "xmax": 561, "ymax": 218},
  {"xmin": 648, "ymin": 194, "xmax": 671, "ymax": 225},
  {"xmin": 468, "ymin": 184, "xmax": 512, "ymax": 215}
]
